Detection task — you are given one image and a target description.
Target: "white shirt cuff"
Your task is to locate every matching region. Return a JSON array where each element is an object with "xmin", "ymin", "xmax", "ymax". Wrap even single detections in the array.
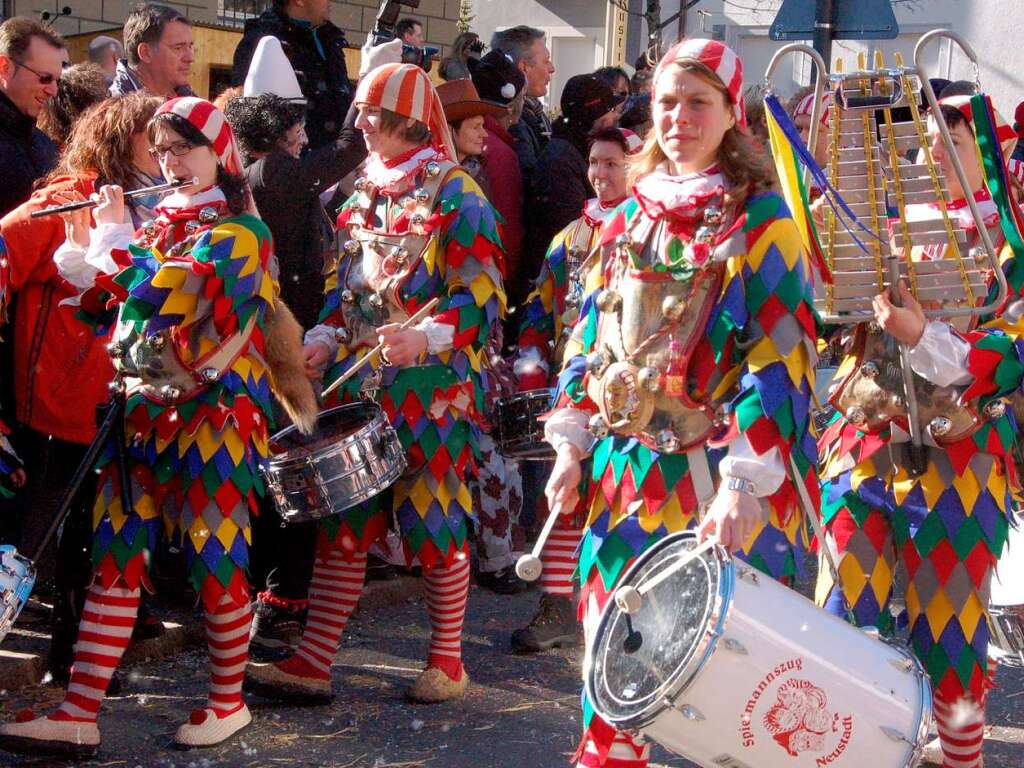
[
  {"xmin": 719, "ymin": 433, "xmax": 785, "ymax": 497},
  {"xmin": 415, "ymin": 317, "xmax": 455, "ymax": 355},
  {"xmin": 543, "ymin": 407, "xmax": 595, "ymax": 457},
  {"xmin": 304, "ymin": 323, "xmax": 340, "ymax": 370},
  {"xmin": 908, "ymin": 321, "xmax": 971, "ymax": 388},
  {"xmin": 85, "ymin": 221, "xmax": 134, "ymax": 274},
  {"xmin": 53, "ymin": 239, "xmax": 97, "ymax": 290}
]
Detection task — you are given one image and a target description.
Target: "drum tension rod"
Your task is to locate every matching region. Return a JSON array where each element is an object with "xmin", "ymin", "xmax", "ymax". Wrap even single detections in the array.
[{"xmin": 623, "ymin": 614, "xmax": 643, "ymax": 654}]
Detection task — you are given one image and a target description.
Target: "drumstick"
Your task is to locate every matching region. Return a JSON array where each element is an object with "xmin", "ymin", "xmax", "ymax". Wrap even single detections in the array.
[
  {"xmin": 515, "ymin": 502, "xmax": 563, "ymax": 582},
  {"xmin": 614, "ymin": 537, "xmax": 719, "ymax": 615},
  {"xmin": 320, "ymin": 298, "xmax": 440, "ymax": 400}
]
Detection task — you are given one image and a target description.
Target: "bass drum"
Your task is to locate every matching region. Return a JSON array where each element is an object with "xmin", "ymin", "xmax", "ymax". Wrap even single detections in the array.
[
  {"xmin": 264, "ymin": 402, "xmax": 406, "ymax": 523},
  {"xmin": 989, "ymin": 513, "xmax": 1024, "ymax": 667},
  {"xmin": 585, "ymin": 532, "xmax": 930, "ymax": 768}
]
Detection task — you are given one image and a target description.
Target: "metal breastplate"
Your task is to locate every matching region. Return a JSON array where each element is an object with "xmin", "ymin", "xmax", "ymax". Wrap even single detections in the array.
[
  {"xmin": 831, "ymin": 324, "xmax": 995, "ymax": 443},
  {"xmin": 334, "ymin": 160, "xmax": 456, "ymax": 352},
  {"xmin": 585, "ymin": 215, "xmax": 726, "ymax": 453}
]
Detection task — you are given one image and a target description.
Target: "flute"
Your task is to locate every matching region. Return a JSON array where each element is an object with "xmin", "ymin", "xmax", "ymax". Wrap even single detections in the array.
[{"xmin": 30, "ymin": 177, "xmax": 198, "ymax": 219}]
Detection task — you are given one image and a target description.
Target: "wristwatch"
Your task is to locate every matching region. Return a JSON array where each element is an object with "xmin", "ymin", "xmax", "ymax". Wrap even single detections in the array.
[{"xmin": 724, "ymin": 476, "xmax": 758, "ymax": 497}]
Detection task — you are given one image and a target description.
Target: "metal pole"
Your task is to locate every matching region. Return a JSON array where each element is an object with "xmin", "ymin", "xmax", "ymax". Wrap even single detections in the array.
[
  {"xmin": 677, "ymin": 0, "xmax": 687, "ymax": 40},
  {"xmin": 812, "ymin": 0, "xmax": 834, "ymax": 82},
  {"xmin": 645, "ymin": 0, "xmax": 662, "ymax": 52}
]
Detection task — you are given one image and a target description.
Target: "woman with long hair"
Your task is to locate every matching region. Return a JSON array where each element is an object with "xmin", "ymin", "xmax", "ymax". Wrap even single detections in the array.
[
  {"xmin": 0, "ymin": 92, "xmax": 165, "ymax": 687},
  {"xmin": 0, "ymin": 97, "xmax": 278, "ymax": 755},
  {"xmin": 245, "ymin": 62, "xmax": 505, "ymax": 704},
  {"xmin": 542, "ymin": 39, "xmax": 821, "ymax": 768}
]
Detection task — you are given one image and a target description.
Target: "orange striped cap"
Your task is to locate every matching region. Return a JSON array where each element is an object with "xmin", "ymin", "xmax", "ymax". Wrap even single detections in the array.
[
  {"xmin": 355, "ymin": 63, "xmax": 458, "ymax": 161},
  {"xmin": 156, "ymin": 97, "xmax": 244, "ymax": 176},
  {"xmin": 653, "ymin": 38, "xmax": 745, "ymax": 127}
]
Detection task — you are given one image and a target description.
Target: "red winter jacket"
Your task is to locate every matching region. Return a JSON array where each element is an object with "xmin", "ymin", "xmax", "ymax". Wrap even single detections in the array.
[
  {"xmin": 483, "ymin": 116, "xmax": 524, "ymax": 288},
  {"xmin": 0, "ymin": 174, "xmax": 114, "ymax": 444}
]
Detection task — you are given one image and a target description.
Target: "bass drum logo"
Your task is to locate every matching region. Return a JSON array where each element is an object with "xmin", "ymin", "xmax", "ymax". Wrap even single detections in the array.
[{"xmin": 739, "ymin": 658, "xmax": 854, "ymax": 765}]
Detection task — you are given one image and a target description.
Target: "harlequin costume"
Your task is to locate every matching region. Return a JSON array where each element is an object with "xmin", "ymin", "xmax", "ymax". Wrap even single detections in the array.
[
  {"xmin": 0, "ymin": 98, "xmax": 276, "ymax": 756},
  {"xmin": 245, "ymin": 63, "xmax": 506, "ymax": 704},
  {"xmin": 542, "ymin": 40, "xmax": 821, "ymax": 768},
  {"xmin": 816, "ymin": 94, "xmax": 1024, "ymax": 768},
  {"xmin": 512, "ymin": 131, "xmax": 640, "ymax": 654}
]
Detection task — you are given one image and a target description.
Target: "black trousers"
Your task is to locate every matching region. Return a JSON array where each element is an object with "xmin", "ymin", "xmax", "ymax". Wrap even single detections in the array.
[{"xmin": 249, "ymin": 492, "xmax": 317, "ymax": 603}]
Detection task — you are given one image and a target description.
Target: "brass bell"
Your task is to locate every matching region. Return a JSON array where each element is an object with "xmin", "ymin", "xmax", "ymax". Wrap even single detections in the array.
[
  {"xmin": 147, "ymin": 333, "xmax": 166, "ymax": 351},
  {"xmin": 368, "ymin": 292, "xmax": 384, "ymax": 309},
  {"xmin": 413, "ymin": 188, "xmax": 430, "ymax": 204},
  {"xmin": 160, "ymin": 385, "xmax": 182, "ymax": 402},
  {"xmin": 984, "ymin": 399, "xmax": 1007, "ymax": 420},
  {"xmin": 637, "ymin": 367, "xmax": 661, "ymax": 393},
  {"xmin": 341, "ymin": 289, "xmax": 355, "ymax": 303},
  {"xmin": 410, "ymin": 213, "xmax": 426, "ymax": 228},
  {"xmin": 614, "ymin": 233, "xmax": 632, "ymax": 251},
  {"xmin": 565, "ymin": 294, "xmax": 580, "ymax": 310},
  {"xmin": 200, "ymin": 367, "xmax": 219, "ymax": 383},
  {"xmin": 390, "ymin": 245, "xmax": 409, "ymax": 264},
  {"xmin": 561, "ymin": 307, "xmax": 579, "ymax": 326},
  {"xmin": 198, "ymin": 207, "xmax": 219, "ymax": 224},
  {"xmin": 596, "ymin": 289, "xmax": 622, "ymax": 314},
  {"xmin": 845, "ymin": 406, "xmax": 867, "ymax": 425},
  {"xmin": 353, "ymin": 176, "xmax": 368, "ymax": 192},
  {"xmin": 425, "ymin": 161, "xmax": 441, "ymax": 178},
  {"xmin": 106, "ymin": 340, "xmax": 127, "ymax": 359},
  {"xmin": 695, "ymin": 226, "xmax": 714, "ymax": 243},
  {"xmin": 143, "ymin": 222, "xmax": 158, "ymax": 238},
  {"xmin": 662, "ymin": 295, "xmax": 685, "ymax": 321},
  {"xmin": 588, "ymin": 413, "xmax": 609, "ymax": 438},
  {"xmin": 1004, "ymin": 299, "xmax": 1024, "ymax": 324},
  {"xmin": 655, "ymin": 429, "xmax": 681, "ymax": 453},
  {"xmin": 184, "ymin": 220, "xmax": 201, "ymax": 235},
  {"xmin": 343, "ymin": 239, "xmax": 361, "ymax": 255},
  {"xmin": 703, "ymin": 206, "xmax": 723, "ymax": 226},
  {"xmin": 108, "ymin": 378, "xmax": 126, "ymax": 396},
  {"xmin": 334, "ymin": 327, "xmax": 351, "ymax": 344},
  {"xmin": 585, "ymin": 351, "xmax": 607, "ymax": 376},
  {"xmin": 859, "ymin": 361, "xmax": 880, "ymax": 379},
  {"xmin": 929, "ymin": 416, "xmax": 953, "ymax": 436}
]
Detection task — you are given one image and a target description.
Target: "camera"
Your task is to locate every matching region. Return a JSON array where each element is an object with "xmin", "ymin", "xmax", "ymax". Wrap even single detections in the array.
[{"xmin": 371, "ymin": 0, "xmax": 439, "ymax": 73}]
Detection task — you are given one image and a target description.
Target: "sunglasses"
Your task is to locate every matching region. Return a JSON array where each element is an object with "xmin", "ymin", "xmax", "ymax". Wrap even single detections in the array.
[
  {"xmin": 148, "ymin": 140, "xmax": 195, "ymax": 160},
  {"xmin": 14, "ymin": 59, "xmax": 61, "ymax": 86}
]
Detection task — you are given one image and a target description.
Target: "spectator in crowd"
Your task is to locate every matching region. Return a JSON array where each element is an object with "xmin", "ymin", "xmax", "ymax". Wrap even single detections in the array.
[
  {"xmin": 438, "ymin": 31, "xmax": 484, "ymax": 82},
  {"xmin": 490, "ymin": 26, "xmax": 554, "ymax": 193},
  {"xmin": 36, "ymin": 63, "xmax": 108, "ymax": 148},
  {"xmin": 110, "ymin": 3, "xmax": 195, "ymax": 99},
  {"xmin": 87, "ymin": 34, "xmax": 123, "ymax": 82},
  {"xmin": 743, "ymin": 84, "xmax": 769, "ymax": 150},
  {"xmin": 231, "ymin": 0, "xmax": 352, "ymax": 151},
  {"xmin": 396, "ymin": 17, "xmax": 424, "ymax": 47},
  {"xmin": 470, "ymin": 48, "xmax": 526, "ymax": 296},
  {"xmin": 594, "ymin": 65, "xmax": 630, "ymax": 102},
  {"xmin": 0, "ymin": 92, "xmax": 165, "ymax": 686},
  {"xmin": 939, "ymin": 79, "xmax": 975, "ymax": 99},
  {"xmin": 526, "ymin": 73, "xmax": 624, "ymax": 292},
  {"xmin": 0, "ymin": 17, "xmax": 63, "ymax": 218}
]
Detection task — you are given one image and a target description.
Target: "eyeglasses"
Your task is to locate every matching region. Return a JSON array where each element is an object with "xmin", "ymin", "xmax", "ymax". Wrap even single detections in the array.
[
  {"xmin": 148, "ymin": 141, "xmax": 194, "ymax": 160},
  {"xmin": 13, "ymin": 59, "xmax": 61, "ymax": 86}
]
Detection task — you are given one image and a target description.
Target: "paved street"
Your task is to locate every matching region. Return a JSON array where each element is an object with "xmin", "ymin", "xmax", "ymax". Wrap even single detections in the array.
[{"xmin": 0, "ymin": 583, "xmax": 1022, "ymax": 768}]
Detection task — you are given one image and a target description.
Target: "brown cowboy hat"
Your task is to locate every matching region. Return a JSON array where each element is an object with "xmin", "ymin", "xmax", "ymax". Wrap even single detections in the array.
[{"xmin": 437, "ymin": 78, "xmax": 507, "ymax": 123}]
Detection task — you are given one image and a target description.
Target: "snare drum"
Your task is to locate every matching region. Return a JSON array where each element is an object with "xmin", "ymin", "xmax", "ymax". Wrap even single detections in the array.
[
  {"xmin": 264, "ymin": 403, "xmax": 406, "ymax": 523},
  {"xmin": 493, "ymin": 388, "xmax": 555, "ymax": 460},
  {"xmin": 585, "ymin": 532, "xmax": 931, "ymax": 768},
  {"xmin": 0, "ymin": 545, "xmax": 36, "ymax": 644},
  {"xmin": 989, "ymin": 519, "xmax": 1024, "ymax": 667}
]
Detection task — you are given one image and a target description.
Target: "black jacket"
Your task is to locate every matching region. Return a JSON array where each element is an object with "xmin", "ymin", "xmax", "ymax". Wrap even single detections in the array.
[
  {"xmin": 244, "ymin": 104, "xmax": 367, "ymax": 329},
  {"xmin": 0, "ymin": 91, "xmax": 58, "ymax": 219},
  {"xmin": 232, "ymin": 10, "xmax": 353, "ymax": 151}
]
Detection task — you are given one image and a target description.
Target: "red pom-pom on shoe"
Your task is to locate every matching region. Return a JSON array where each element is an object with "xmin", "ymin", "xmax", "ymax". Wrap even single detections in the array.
[
  {"xmin": 189, "ymin": 708, "xmax": 209, "ymax": 726},
  {"xmin": 14, "ymin": 709, "xmax": 35, "ymax": 723}
]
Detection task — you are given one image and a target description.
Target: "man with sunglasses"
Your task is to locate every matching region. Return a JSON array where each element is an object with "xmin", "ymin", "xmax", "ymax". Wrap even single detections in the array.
[{"xmin": 0, "ymin": 17, "xmax": 63, "ymax": 218}]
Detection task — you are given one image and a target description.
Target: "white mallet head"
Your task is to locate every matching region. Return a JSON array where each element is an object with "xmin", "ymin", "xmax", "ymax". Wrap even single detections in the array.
[
  {"xmin": 515, "ymin": 554, "xmax": 543, "ymax": 582},
  {"xmin": 614, "ymin": 585, "xmax": 642, "ymax": 615}
]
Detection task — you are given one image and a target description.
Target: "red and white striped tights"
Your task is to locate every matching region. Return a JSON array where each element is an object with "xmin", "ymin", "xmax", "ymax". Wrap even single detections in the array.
[
  {"xmin": 279, "ymin": 548, "xmax": 471, "ymax": 682},
  {"xmin": 933, "ymin": 656, "xmax": 997, "ymax": 768},
  {"xmin": 539, "ymin": 522, "xmax": 582, "ymax": 598},
  {"xmin": 49, "ymin": 583, "xmax": 251, "ymax": 723}
]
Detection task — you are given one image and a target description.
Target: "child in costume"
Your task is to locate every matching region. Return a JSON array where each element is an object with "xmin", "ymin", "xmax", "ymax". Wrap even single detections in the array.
[
  {"xmin": 541, "ymin": 39, "xmax": 821, "ymax": 768},
  {"xmin": 510, "ymin": 127, "xmax": 641, "ymax": 654},
  {"xmin": 0, "ymin": 97, "xmax": 277, "ymax": 755},
  {"xmin": 818, "ymin": 94, "xmax": 1024, "ymax": 768},
  {"xmin": 245, "ymin": 63, "xmax": 505, "ymax": 704}
]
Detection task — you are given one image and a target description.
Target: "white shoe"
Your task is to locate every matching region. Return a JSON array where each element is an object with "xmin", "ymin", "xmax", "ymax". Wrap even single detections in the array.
[
  {"xmin": 0, "ymin": 714, "xmax": 100, "ymax": 758},
  {"xmin": 919, "ymin": 736, "xmax": 942, "ymax": 765},
  {"xmin": 173, "ymin": 705, "xmax": 251, "ymax": 748}
]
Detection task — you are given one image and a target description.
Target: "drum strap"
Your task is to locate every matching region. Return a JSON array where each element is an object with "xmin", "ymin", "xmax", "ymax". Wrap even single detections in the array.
[{"xmin": 687, "ymin": 447, "xmax": 715, "ymax": 511}]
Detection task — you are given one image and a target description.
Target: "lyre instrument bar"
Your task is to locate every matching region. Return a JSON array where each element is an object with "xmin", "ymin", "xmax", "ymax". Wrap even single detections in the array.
[{"xmin": 30, "ymin": 177, "xmax": 198, "ymax": 219}]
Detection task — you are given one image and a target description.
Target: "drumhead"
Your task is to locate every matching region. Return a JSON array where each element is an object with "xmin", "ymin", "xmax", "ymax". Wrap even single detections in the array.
[
  {"xmin": 271, "ymin": 402, "xmax": 380, "ymax": 454},
  {"xmin": 587, "ymin": 531, "xmax": 726, "ymax": 727}
]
